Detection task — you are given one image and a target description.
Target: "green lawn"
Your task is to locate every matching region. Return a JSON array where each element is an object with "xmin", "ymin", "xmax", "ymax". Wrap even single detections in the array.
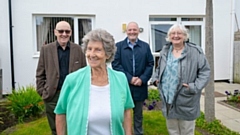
[
  {"xmin": 143, "ymin": 111, "xmax": 201, "ymax": 135},
  {"xmin": 0, "ymin": 117, "xmax": 51, "ymax": 135},
  {"xmin": 0, "ymin": 111, "xmax": 202, "ymax": 135}
]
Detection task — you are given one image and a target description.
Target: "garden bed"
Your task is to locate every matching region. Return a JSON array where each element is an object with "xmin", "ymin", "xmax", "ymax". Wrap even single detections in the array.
[
  {"xmin": 218, "ymin": 100, "xmax": 240, "ymax": 112},
  {"xmin": 0, "ymin": 100, "xmax": 17, "ymax": 132}
]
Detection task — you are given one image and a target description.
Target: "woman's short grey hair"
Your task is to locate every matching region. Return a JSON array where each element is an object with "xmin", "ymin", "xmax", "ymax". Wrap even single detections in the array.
[
  {"xmin": 165, "ymin": 23, "xmax": 189, "ymax": 42},
  {"xmin": 82, "ymin": 29, "xmax": 116, "ymax": 63}
]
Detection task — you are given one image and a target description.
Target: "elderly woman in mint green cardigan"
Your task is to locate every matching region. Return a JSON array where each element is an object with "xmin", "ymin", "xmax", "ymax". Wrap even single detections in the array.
[{"xmin": 54, "ymin": 29, "xmax": 134, "ymax": 135}]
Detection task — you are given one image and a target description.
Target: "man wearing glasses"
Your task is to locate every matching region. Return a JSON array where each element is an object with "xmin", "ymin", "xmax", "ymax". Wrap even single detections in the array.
[{"xmin": 36, "ymin": 21, "xmax": 86, "ymax": 135}]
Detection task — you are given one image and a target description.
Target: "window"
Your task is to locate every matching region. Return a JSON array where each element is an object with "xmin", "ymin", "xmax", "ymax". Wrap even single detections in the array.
[
  {"xmin": 181, "ymin": 18, "xmax": 203, "ymax": 21},
  {"xmin": 149, "ymin": 17, "xmax": 177, "ymax": 21},
  {"xmin": 150, "ymin": 24, "xmax": 172, "ymax": 53},
  {"xmin": 149, "ymin": 16, "xmax": 204, "ymax": 70},
  {"xmin": 35, "ymin": 16, "xmax": 93, "ymax": 52}
]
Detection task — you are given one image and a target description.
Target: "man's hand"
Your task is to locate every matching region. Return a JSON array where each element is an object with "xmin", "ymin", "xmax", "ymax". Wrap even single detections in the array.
[
  {"xmin": 131, "ymin": 77, "xmax": 138, "ymax": 85},
  {"xmin": 131, "ymin": 77, "xmax": 142, "ymax": 86},
  {"xmin": 134, "ymin": 78, "xmax": 142, "ymax": 86}
]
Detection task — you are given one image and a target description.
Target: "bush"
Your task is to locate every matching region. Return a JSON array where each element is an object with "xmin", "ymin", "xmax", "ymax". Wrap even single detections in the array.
[
  {"xmin": 0, "ymin": 102, "xmax": 4, "ymax": 124},
  {"xmin": 7, "ymin": 85, "xmax": 44, "ymax": 122},
  {"xmin": 0, "ymin": 100, "xmax": 16, "ymax": 132},
  {"xmin": 0, "ymin": 114, "xmax": 3, "ymax": 124},
  {"xmin": 196, "ymin": 112, "xmax": 240, "ymax": 135},
  {"xmin": 225, "ymin": 89, "xmax": 240, "ymax": 103},
  {"xmin": 144, "ymin": 89, "xmax": 161, "ymax": 110}
]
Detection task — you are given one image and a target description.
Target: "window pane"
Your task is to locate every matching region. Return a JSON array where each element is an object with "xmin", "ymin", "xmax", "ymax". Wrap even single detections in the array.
[
  {"xmin": 149, "ymin": 18, "xmax": 176, "ymax": 21},
  {"xmin": 78, "ymin": 19, "xmax": 92, "ymax": 45},
  {"xmin": 36, "ymin": 17, "xmax": 74, "ymax": 51},
  {"xmin": 185, "ymin": 25, "xmax": 202, "ymax": 46},
  {"xmin": 181, "ymin": 18, "xmax": 203, "ymax": 21},
  {"xmin": 151, "ymin": 24, "xmax": 172, "ymax": 52}
]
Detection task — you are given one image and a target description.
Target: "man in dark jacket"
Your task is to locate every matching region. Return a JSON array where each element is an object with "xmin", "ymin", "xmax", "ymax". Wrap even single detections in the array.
[
  {"xmin": 36, "ymin": 21, "xmax": 86, "ymax": 135},
  {"xmin": 112, "ymin": 22, "xmax": 154, "ymax": 135}
]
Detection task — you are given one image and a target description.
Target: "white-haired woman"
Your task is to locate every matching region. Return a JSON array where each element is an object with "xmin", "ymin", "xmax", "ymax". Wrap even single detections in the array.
[
  {"xmin": 54, "ymin": 29, "xmax": 134, "ymax": 135},
  {"xmin": 152, "ymin": 23, "xmax": 210, "ymax": 135}
]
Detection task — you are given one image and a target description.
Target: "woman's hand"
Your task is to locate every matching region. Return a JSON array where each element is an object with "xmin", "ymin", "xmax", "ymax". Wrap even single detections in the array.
[
  {"xmin": 56, "ymin": 114, "xmax": 66, "ymax": 135},
  {"xmin": 123, "ymin": 109, "xmax": 132, "ymax": 135},
  {"xmin": 153, "ymin": 80, "xmax": 159, "ymax": 87},
  {"xmin": 182, "ymin": 83, "xmax": 189, "ymax": 90}
]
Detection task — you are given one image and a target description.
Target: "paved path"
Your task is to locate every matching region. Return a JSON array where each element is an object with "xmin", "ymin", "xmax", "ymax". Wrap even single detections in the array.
[{"xmin": 200, "ymin": 82, "xmax": 240, "ymax": 133}]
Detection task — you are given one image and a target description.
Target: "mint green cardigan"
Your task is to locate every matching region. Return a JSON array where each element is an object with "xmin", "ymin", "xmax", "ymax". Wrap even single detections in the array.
[{"xmin": 54, "ymin": 66, "xmax": 134, "ymax": 135}]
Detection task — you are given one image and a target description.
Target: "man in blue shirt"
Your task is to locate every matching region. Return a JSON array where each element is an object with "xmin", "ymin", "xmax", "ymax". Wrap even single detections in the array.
[{"xmin": 112, "ymin": 22, "xmax": 154, "ymax": 135}]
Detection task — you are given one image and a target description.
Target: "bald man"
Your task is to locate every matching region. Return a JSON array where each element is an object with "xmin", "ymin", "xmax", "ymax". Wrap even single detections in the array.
[
  {"xmin": 112, "ymin": 22, "xmax": 154, "ymax": 135},
  {"xmin": 36, "ymin": 21, "xmax": 86, "ymax": 135}
]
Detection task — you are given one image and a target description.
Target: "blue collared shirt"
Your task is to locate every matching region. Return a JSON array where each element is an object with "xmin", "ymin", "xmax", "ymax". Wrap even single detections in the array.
[
  {"xmin": 161, "ymin": 45, "xmax": 179, "ymax": 104},
  {"xmin": 127, "ymin": 39, "xmax": 138, "ymax": 75}
]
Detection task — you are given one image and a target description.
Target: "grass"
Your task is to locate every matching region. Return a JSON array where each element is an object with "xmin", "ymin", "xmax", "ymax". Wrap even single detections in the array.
[
  {"xmin": 0, "ymin": 117, "xmax": 51, "ymax": 135},
  {"xmin": 0, "ymin": 111, "xmax": 202, "ymax": 135},
  {"xmin": 143, "ymin": 111, "xmax": 201, "ymax": 135}
]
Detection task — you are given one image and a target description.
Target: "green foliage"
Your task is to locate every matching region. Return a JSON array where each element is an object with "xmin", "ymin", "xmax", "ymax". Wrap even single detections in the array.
[
  {"xmin": 148, "ymin": 88, "xmax": 160, "ymax": 102},
  {"xmin": 144, "ymin": 89, "xmax": 161, "ymax": 110},
  {"xmin": 0, "ymin": 100, "xmax": 10, "ymax": 125},
  {"xmin": 7, "ymin": 85, "xmax": 44, "ymax": 122},
  {"xmin": 196, "ymin": 112, "xmax": 240, "ymax": 135},
  {"xmin": 0, "ymin": 102, "xmax": 3, "ymax": 124},
  {"xmin": 0, "ymin": 115, "xmax": 3, "ymax": 125},
  {"xmin": 225, "ymin": 90, "xmax": 240, "ymax": 103},
  {"xmin": 0, "ymin": 111, "xmax": 201, "ymax": 135},
  {"xmin": 228, "ymin": 94, "xmax": 240, "ymax": 102}
]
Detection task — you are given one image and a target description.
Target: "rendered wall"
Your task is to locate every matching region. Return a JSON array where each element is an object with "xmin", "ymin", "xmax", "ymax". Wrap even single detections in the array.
[
  {"xmin": 0, "ymin": 0, "xmax": 12, "ymax": 94},
  {"xmin": 0, "ymin": 0, "xmax": 234, "ymax": 93}
]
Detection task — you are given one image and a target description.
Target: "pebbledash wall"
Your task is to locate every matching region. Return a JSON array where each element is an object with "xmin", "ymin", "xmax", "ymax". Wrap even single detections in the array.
[{"xmin": 0, "ymin": 0, "xmax": 239, "ymax": 94}]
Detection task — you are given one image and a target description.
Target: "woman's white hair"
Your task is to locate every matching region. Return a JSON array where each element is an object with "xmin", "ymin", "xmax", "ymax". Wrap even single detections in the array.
[
  {"xmin": 82, "ymin": 29, "xmax": 116, "ymax": 63},
  {"xmin": 165, "ymin": 23, "xmax": 189, "ymax": 42}
]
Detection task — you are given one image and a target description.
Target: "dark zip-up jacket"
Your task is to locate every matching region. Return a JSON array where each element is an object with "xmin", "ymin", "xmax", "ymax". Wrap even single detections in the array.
[{"xmin": 112, "ymin": 38, "xmax": 154, "ymax": 101}]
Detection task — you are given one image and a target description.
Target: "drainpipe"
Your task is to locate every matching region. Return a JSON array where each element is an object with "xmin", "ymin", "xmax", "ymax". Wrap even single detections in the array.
[{"xmin": 8, "ymin": 0, "xmax": 15, "ymax": 89}]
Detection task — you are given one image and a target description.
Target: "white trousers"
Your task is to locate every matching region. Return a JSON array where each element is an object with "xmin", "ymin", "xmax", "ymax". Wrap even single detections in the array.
[{"xmin": 166, "ymin": 119, "xmax": 195, "ymax": 135}]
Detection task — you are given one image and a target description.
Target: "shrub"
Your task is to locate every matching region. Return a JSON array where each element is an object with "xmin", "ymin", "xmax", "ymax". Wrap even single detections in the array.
[
  {"xmin": 196, "ymin": 112, "xmax": 240, "ymax": 135},
  {"xmin": 0, "ymin": 102, "xmax": 4, "ymax": 124},
  {"xmin": 7, "ymin": 85, "xmax": 44, "ymax": 122},
  {"xmin": 144, "ymin": 89, "xmax": 160, "ymax": 110},
  {"xmin": 225, "ymin": 89, "xmax": 240, "ymax": 103},
  {"xmin": 0, "ymin": 100, "xmax": 17, "ymax": 132},
  {"xmin": 148, "ymin": 88, "xmax": 160, "ymax": 102},
  {"xmin": 0, "ymin": 114, "xmax": 2, "ymax": 124},
  {"xmin": 0, "ymin": 101, "xmax": 9, "ymax": 125}
]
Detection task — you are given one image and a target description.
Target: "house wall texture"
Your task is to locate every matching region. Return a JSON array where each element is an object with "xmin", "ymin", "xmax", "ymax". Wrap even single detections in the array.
[
  {"xmin": 0, "ymin": 0, "xmax": 237, "ymax": 94},
  {"xmin": 0, "ymin": 0, "xmax": 12, "ymax": 93}
]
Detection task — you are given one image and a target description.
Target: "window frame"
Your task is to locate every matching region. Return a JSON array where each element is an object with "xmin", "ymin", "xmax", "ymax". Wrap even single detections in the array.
[
  {"xmin": 32, "ymin": 15, "xmax": 95, "ymax": 57},
  {"xmin": 149, "ymin": 16, "xmax": 205, "ymax": 71},
  {"xmin": 149, "ymin": 16, "xmax": 205, "ymax": 57}
]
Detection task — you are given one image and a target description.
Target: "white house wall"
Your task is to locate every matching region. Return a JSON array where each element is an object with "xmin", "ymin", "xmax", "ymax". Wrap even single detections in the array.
[
  {"xmin": 0, "ymin": 0, "xmax": 12, "ymax": 93},
  {"xmin": 0, "ymin": 0, "xmax": 235, "ymax": 94}
]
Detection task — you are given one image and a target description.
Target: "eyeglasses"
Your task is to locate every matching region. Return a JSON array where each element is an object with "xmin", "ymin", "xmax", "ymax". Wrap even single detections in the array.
[
  {"xmin": 56, "ymin": 29, "xmax": 71, "ymax": 34},
  {"xmin": 170, "ymin": 32, "xmax": 183, "ymax": 36}
]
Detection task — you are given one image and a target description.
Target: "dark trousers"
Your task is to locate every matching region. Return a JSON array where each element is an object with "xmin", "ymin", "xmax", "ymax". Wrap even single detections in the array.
[
  {"xmin": 44, "ymin": 92, "xmax": 60, "ymax": 135},
  {"xmin": 133, "ymin": 101, "xmax": 144, "ymax": 135}
]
